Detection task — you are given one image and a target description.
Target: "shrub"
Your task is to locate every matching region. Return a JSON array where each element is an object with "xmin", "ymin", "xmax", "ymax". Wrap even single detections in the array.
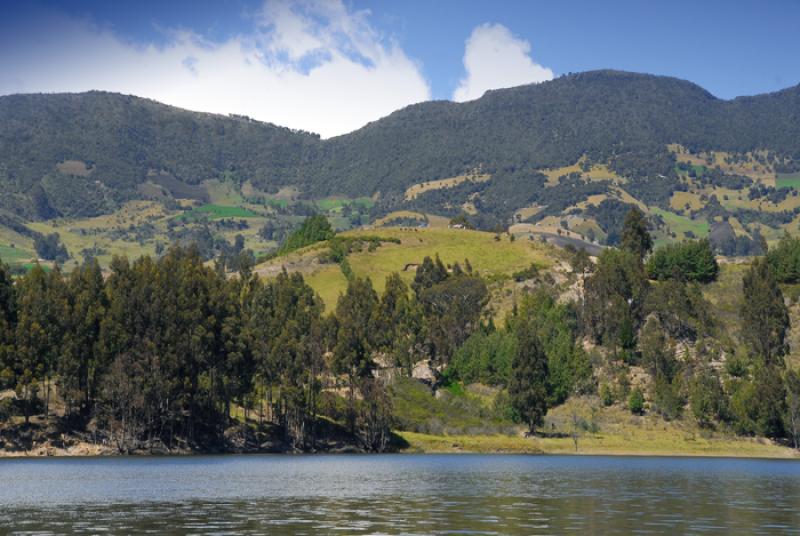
[
  {"xmin": 646, "ymin": 239, "xmax": 718, "ymax": 283},
  {"xmin": 628, "ymin": 388, "xmax": 645, "ymax": 415}
]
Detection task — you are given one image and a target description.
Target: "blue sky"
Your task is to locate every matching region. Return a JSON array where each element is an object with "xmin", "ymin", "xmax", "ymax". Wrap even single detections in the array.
[{"xmin": 1, "ymin": 0, "xmax": 798, "ymax": 136}]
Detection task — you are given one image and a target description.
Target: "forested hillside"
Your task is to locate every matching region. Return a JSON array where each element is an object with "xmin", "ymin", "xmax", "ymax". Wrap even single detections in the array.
[
  {"xmin": 3, "ymin": 71, "xmax": 800, "ymax": 218},
  {"xmin": 3, "ymin": 212, "xmax": 800, "ymax": 456},
  {"xmin": 3, "ymin": 70, "xmax": 800, "ymax": 274}
]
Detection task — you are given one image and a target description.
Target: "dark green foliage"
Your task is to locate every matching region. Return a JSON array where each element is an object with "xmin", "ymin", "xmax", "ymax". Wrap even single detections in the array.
[
  {"xmin": 33, "ymin": 233, "xmax": 69, "ymax": 263},
  {"xmin": 621, "ymin": 208, "xmax": 653, "ymax": 260},
  {"xmin": 690, "ymin": 368, "xmax": 727, "ymax": 427},
  {"xmin": 414, "ymin": 257, "xmax": 488, "ymax": 364},
  {"xmin": 512, "ymin": 290, "xmax": 591, "ymax": 404},
  {"xmin": 740, "ymin": 258, "xmax": 789, "ymax": 365},
  {"xmin": 508, "ymin": 322, "xmax": 549, "ymax": 435},
  {"xmin": 767, "ymin": 233, "xmax": 800, "ymax": 283},
  {"xmin": 333, "ymin": 277, "xmax": 379, "ymax": 433},
  {"xmin": 582, "ymin": 199, "xmax": 635, "ymax": 245},
  {"xmin": 278, "ymin": 215, "xmax": 335, "ymax": 255},
  {"xmin": 785, "ymin": 369, "xmax": 800, "ymax": 449},
  {"xmin": 0, "ymin": 260, "xmax": 15, "ymax": 384},
  {"xmin": 730, "ymin": 366, "xmax": 787, "ymax": 438},
  {"xmin": 4, "ymin": 71, "xmax": 800, "ymax": 227},
  {"xmin": 628, "ymin": 388, "xmax": 645, "ymax": 415},
  {"xmin": 645, "ymin": 279, "xmax": 714, "ymax": 341},
  {"xmin": 374, "ymin": 273, "xmax": 422, "ymax": 374},
  {"xmin": 646, "ymin": 239, "xmax": 719, "ymax": 283},
  {"xmin": 447, "ymin": 328, "xmax": 517, "ymax": 386},
  {"xmin": 583, "ymin": 248, "xmax": 649, "ymax": 348},
  {"xmin": 411, "ymin": 255, "xmax": 449, "ymax": 296}
]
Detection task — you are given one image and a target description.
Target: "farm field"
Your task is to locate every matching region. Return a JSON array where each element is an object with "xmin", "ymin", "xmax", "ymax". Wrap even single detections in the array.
[
  {"xmin": 0, "ymin": 244, "xmax": 35, "ymax": 265},
  {"xmin": 777, "ymin": 173, "xmax": 800, "ymax": 190},
  {"xmin": 650, "ymin": 208, "xmax": 709, "ymax": 239},
  {"xmin": 178, "ymin": 203, "xmax": 261, "ymax": 221}
]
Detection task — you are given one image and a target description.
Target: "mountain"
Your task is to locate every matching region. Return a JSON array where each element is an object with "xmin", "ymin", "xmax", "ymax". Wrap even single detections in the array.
[{"xmin": 2, "ymin": 70, "xmax": 800, "ymax": 257}]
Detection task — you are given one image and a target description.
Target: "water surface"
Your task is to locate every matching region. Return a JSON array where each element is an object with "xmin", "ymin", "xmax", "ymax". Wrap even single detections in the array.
[{"xmin": 1, "ymin": 454, "xmax": 799, "ymax": 534}]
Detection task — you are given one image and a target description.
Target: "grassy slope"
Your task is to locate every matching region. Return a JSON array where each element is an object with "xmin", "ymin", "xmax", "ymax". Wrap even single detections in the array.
[
  {"xmin": 396, "ymin": 392, "xmax": 798, "ymax": 458},
  {"xmin": 0, "ymin": 244, "xmax": 35, "ymax": 264},
  {"xmin": 291, "ymin": 227, "xmax": 553, "ymax": 308}
]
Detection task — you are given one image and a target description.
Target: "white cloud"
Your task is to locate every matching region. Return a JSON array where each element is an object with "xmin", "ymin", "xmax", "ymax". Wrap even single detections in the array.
[
  {"xmin": 453, "ymin": 23, "xmax": 553, "ymax": 102},
  {"xmin": 0, "ymin": 1, "xmax": 431, "ymax": 138}
]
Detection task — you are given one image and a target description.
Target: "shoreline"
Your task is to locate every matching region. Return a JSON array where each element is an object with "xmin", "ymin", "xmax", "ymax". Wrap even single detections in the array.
[{"xmin": 2, "ymin": 432, "xmax": 798, "ymax": 460}]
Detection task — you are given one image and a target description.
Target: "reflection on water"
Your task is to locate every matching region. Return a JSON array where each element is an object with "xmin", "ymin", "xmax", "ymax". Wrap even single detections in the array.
[{"xmin": 1, "ymin": 454, "xmax": 799, "ymax": 534}]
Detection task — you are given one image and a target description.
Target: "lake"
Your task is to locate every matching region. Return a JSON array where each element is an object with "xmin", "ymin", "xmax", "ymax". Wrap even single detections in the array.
[{"xmin": 1, "ymin": 454, "xmax": 799, "ymax": 534}]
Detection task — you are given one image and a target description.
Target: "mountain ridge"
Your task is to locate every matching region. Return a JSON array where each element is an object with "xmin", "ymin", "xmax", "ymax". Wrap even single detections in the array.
[{"xmin": 1, "ymin": 69, "xmax": 800, "ymax": 228}]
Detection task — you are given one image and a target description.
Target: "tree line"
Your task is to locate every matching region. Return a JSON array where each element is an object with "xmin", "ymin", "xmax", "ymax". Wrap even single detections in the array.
[
  {"xmin": 3, "ymin": 208, "xmax": 800, "ymax": 451},
  {"xmin": 0, "ymin": 246, "xmax": 488, "ymax": 452}
]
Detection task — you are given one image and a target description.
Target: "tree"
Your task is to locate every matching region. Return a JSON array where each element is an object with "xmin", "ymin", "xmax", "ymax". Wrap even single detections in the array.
[
  {"xmin": 333, "ymin": 277, "xmax": 379, "ymax": 434},
  {"xmin": 628, "ymin": 388, "xmax": 645, "ymax": 415},
  {"xmin": 509, "ymin": 321, "xmax": 549, "ymax": 435},
  {"xmin": 767, "ymin": 232, "xmax": 800, "ymax": 283},
  {"xmin": 620, "ymin": 207, "xmax": 652, "ymax": 261},
  {"xmin": 583, "ymin": 248, "xmax": 649, "ymax": 348},
  {"xmin": 418, "ymin": 273, "xmax": 488, "ymax": 364},
  {"xmin": 740, "ymin": 258, "xmax": 789, "ymax": 366},
  {"xmin": 61, "ymin": 259, "xmax": 107, "ymax": 415},
  {"xmin": 513, "ymin": 289, "xmax": 591, "ymax": 404},
  {"xmin": 0, "ymin": 259, "xmax": 15, "ymax": 383},
  {"xmin": 730, "ymin": 366, "xmax": 786, "ymax": 438},
  {"xmin": 278, "ymin": 214, "xmax": 335, "ymax": 254},
  {"xmin": 33, "ymin": 233, "xmax": 69, "ymax": 263},
  {"xmin": 374, "ymin": 273, "xmax": 421, "ymax": 374},
  {"xmin": 357, "ymin": 377, "xmax": 393, "ymax": 452},
  {"xmin": 14, "ymin": 265, "xmax": 68, "ymax": 420},
  {"xmin": 785, "ymin": 369, "xmax": 800, "ymax": 449},
  {"xmin": 646, "ymin": 239, "xmax": 719, "ymax": 283},
  {"xmin": 411, "ymin": 255, "xmax": 448, "ymax": 296},
  {"xmin": 690, "ymin": 367, "xmax": 726, "ymax": 427}
]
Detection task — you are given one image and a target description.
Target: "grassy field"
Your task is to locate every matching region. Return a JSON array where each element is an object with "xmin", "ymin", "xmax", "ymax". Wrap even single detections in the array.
[
  {"xmin": 669, "ymin": 191, "xmax": 705, "ymax": 212},
  {"xmin": 398, "ymin": 430, "xmax": 795, "ymax": 457},
  {"xmin": 374, "ymin": 211, "xmax": 451, "ymax": 228},
  {"xmin": 651, "ymin": 208, "xmax": 709, "ymax": 239},
  {"xmin": 541, "ymin": 158, "xmax": 622, "ymax": 187},
  {"xmin": 777, "ymin": 173, "xmax": 800, "ymax": 189},
  {"xmin": 258, "ymin": 227, "xmax": 556, "ymax": 309},
  {"xmin": 341, "ymin": 227, "xmax": 552, "ymax": 296},
  {"xmin": 204, "ymin": 179, "xmax": 245, "ymax": 205},
  {"xmin": 0, "ymin": 244, "xmax": 35, "ymax": 265},
  {"xmin": 180, "ymin": 204, "xmax": 260, "ymax": 220},
  {"xmin": 315, "ymin": 197, "xmax": 374, "ymax": 211},
  {"xmin": 404, "ymin": 173, "xmax": 491, "ymax": 200},
  {"xmin": 398, "ymin": 395, "xmax": 798, "ymax": 458}
]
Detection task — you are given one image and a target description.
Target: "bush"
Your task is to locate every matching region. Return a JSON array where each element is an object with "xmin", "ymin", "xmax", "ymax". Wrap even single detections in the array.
[
  {"xmin": 767, "ymin": 233, "xmax": 800, "ymax": 283},
  {"xmin": 33, "ymin": 233, "xmax": 69, "ymax": 263},
  {"xmin": 690, "ymin": 369, "xmax": 727, "ymax": 427},
  {"xmin": 646, "ymin": 239, "xmax": 718, "ymax": 283},
  {"xmin": 628, "ymin": 388, "xmax": 645, "ymax": 415},
  {"xmin": 278, "ymin": 214, "xmax": 335, "ymax": 254},
  {"xmin": 600, "ymin": 383, "xmax": 615, "ymax": 406},
  {"xmin": 446, "ymin": 329, "xmax": 517, "ymax": 386}
]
